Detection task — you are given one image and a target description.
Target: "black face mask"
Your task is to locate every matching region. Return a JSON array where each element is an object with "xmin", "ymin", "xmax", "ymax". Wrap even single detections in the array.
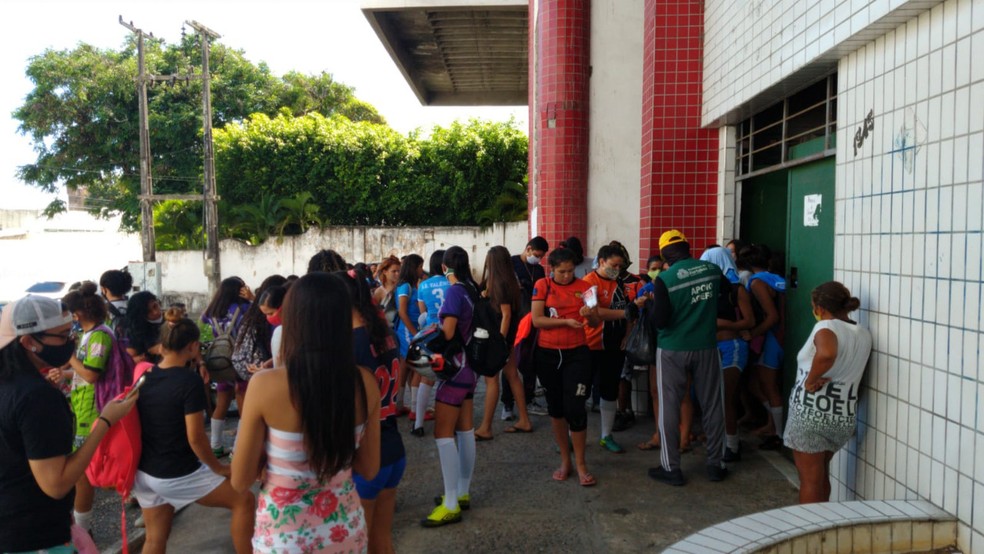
[{"xmin": 36, "ymin": 338, "xmax": 77, "ymax": 368}]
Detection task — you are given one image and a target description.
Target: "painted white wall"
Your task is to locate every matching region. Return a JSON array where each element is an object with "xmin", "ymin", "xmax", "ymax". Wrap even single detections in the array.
[
  {"xmin": 587, "ymin": 0, "xmax": 644, "ymax": 263},
  {"xmin": 703, "ymin": 0, "xmax": 947, "ymax": 126},
  {"xmin": 829, "ymin": 1, "xmax": 984, "ymax": 550},
  {"xmin": 159, "ymin": 221, "xmax": 528, "ymax": 294}
]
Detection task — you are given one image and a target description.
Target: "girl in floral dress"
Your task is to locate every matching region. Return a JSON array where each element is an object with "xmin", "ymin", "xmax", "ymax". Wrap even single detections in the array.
[{"xmin": 232, "ymin": 272, "xmax": 381, "ymax": 553}]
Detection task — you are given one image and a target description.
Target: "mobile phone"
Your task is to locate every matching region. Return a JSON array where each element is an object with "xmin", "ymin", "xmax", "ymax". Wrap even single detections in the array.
[{"xmin": 125, "ymin": 374, "xmax": 148, "ymax": 400}]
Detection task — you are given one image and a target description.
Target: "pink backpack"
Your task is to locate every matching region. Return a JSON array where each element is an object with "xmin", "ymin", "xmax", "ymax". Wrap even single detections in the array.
[{"xmin": 85, "ymin": 362, "xmax": 151, "ymax": 553}]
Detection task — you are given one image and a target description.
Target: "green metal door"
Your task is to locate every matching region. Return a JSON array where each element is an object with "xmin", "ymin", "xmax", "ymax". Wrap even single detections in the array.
[
  {"xmin": 783, "ymin": 157, "xmax": 835, "ymax": 392},
  {"xmin": 740, "ymin": 171, "xmax": 788, "ymax": 249}
]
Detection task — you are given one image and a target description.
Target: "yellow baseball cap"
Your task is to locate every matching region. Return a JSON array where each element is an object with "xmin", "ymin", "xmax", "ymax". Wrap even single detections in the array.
[{"xmin": 658, "ymin": 229, "xmax": 688, "ymax": 251}]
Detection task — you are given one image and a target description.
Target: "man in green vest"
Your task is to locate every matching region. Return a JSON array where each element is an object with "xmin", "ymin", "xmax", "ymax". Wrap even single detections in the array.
[{"xmin": 648, "ymin": 230, "xmax": 730, "ymax": 485}]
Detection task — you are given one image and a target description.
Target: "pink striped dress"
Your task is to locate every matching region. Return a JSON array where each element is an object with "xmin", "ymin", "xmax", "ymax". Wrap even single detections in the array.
[{"xmin": 253, "ymin": 427, "xmax": 367, "ymax": 554}]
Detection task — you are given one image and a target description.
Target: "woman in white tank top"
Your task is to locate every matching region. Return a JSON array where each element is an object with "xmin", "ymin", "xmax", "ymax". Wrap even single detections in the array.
[{"xmin": 784, "ymin": 281, "xmax": 872, "ymax": 504}]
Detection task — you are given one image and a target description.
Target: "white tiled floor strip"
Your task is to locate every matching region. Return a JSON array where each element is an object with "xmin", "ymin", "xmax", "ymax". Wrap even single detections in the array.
[{"xmin": 663, "ymin": 500, "xmax": 957, "ymax": 553}]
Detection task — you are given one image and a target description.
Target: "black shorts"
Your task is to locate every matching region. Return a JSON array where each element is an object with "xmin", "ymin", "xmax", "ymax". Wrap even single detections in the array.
[
  {"xmin": 534, "ymin": 345, "xmax": 591, "ymax": 432},
  {"xmin": 590, "ymin": 348, "xmax": 625, "ymax": 401}
]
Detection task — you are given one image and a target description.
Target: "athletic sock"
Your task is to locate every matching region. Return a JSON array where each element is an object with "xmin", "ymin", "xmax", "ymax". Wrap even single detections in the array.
[
  {"xmin": 770, "ymin": 406, "xmax": 785, "ymax": 437},
  {"xmin": 726, "ymin": 434, "xmax": 740, "ymax": 451},
  {"xmin": 456, "ymin": 429, "xmax": 476, "ymax": 497},
  {"xmin": 436, "ymin": 438, "xmax": 459, "ymax": 510},
  {"xmin": 74, "ymin": 510, "xmax": 93, "ymax": 531},
  {"xmin": 410, "ymin": 385, "xmax": 418, "ymax": 407},
  {"xmin": 414, "ymin": 383, "xmax": 432, "ymax": 430},
  {"xmin": 599, "ymin": 399, "xmax": 617, "ymax": 439},
  {"xmin": 210, "ymin": 418, "xmax": 225, "ymax": 449}
]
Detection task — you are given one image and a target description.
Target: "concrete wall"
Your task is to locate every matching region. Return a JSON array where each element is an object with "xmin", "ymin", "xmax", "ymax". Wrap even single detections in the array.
[
  {"xmin": 703, "ymin": 0, "xmax": 946, "ymax": 127},
  {"xmin": 159, "ymin": 221, "xmax": 528, "ymax": 297},
  {"xmin": 828, "ymin": 1, "xmax": 984, "ymax": 550},
  {"xmin": 587, "ymin": 0, "xmax": 644, "ymax": 263}
]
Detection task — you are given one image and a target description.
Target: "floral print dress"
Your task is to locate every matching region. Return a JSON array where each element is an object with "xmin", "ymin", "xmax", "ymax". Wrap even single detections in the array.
[{"xmin": 254, "ymin": 427, "xmax": 367, "ymax": 553}]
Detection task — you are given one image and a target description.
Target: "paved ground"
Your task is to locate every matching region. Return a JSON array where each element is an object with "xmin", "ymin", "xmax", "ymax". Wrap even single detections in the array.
[{"xmin": 100, "ymin": 383, "xmax": 800, "ymax": 553}]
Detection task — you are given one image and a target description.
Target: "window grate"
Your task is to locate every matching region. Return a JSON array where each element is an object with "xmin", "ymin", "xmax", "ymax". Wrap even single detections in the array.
[{"xmin": 736, "ymin": 74, "xmax": 837, "ymax": 178}]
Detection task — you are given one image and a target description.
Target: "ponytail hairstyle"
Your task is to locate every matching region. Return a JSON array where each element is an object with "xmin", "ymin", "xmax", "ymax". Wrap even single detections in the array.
[
  {"xmin": 481, "ymin": 246, "xmax": 521, "ymax": 316},
  {"xmin": 159, "ymin": 318, "xmax": 200, "ymax": 353},
  {"xmin": 396, "ymin": 253, "xmax": 424, "ymax": 288},
  {"xmin": 559, "ymin": 236, "xmax": 585, "ymax": 266},
  {"xmin": 811, "ymin": 281, "xmax": 861, "ymax": 318},
  {"xmin": 164, "ymin": 306, "xmax": 187, "ymax": 326},
  {"xmin": 280, "ymin": 272, "xmax": 366, "ymax": 480},
  {"xmin": 546, "ymin": 247, "xmax": 578, "ymax": 268},
  {"xmin": 340, "ymin": 268, "xmax": 393, "ymax": 355},
  {"xmin": 442, "ymin": 246, "xmax": 477, "ymax": 290},
  {"xmin": 427, "ymin": 250, "xmax": 446, "ymax": 279},
  {"xmin": 99, "ymin": 269, "xmax": 133, "ymax": 299},
  {"xmin": 63, "ymin": 281, "xmax": 108, "ymax": 325}
]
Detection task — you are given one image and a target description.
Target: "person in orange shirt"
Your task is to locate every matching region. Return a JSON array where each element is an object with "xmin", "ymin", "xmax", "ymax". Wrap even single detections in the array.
[
  {"xmin": 532, "ymin": 248, "xmax": 601, "ymax": 487},
  {"xmin": 581, "ymin": 244, "xmax": 637, "ymax": 454}
]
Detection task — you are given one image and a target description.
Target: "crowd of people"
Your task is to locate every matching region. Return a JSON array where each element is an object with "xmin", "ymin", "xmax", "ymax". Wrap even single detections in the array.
[{"xmin": 0, "ymin": 230, "xmax": 871, "ymax": 552}]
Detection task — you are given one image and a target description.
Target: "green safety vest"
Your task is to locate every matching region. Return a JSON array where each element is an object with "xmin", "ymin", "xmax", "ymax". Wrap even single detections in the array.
[{"xmin": 656, "ymin": 257, "xmax": 722, "ymax": 351}]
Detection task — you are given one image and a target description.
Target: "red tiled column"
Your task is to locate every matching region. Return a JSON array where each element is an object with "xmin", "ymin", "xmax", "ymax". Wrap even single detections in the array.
[
  {"xmin": 531, "ymin": 0, "xmax": 590, "ymax": 250},
  {"xmin": 639, "ymin": 0, "xmax": 718, "ymax": 261}
]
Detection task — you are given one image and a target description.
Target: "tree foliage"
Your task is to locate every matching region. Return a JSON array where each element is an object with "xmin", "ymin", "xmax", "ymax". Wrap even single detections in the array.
[
  {"xmin": 214, "ymin": 114, "xmax": 528, "ymax": 232},
  {"xmin": 14, "ymin": 36, "xmax": 381, "ymax": 230}
]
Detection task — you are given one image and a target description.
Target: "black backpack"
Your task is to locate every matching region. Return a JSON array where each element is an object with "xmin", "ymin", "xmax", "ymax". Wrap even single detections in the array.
[{"xmin": 460, "ymin": 282, "xmax": 510, "ymax": 377}]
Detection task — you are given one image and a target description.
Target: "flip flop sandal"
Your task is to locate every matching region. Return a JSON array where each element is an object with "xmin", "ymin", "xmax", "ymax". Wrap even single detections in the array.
[
  {"xmin": 578, "ymin": 472, "xmax": 597, "ymax": 487},
  {"xmin": 552, "ymin": 468, "xmax": 571, "ymax": 482},
  {"xmin": 475, "ymin": 433, "xmax": 494, "ymax": 442},
  {"xmin": 636, "ymin": 440, "xmax": 661, "ymax": 451},
  {"xmin": 504, "ymin": 425, "xmax": 533, "ymax": 433}
]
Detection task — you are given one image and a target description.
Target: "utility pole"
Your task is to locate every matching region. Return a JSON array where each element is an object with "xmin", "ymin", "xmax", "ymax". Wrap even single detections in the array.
[
  {"xmin": 119, "ymin": 16, "xmax": 156, "ymax": 262},
  {"xmin": 186, "ymin": 19, "xmax": 222, "ymax": 297}
]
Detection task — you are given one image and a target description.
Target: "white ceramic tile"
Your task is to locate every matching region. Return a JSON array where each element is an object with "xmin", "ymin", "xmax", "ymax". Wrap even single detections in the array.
[
  {"xmin": 974, "ymin": 482, "xmax": 984, "ymax": 534},
  {"xmin": 957, "ymin": 474, "xmax": 973, "ymax": 524},
  {"xmin": 944, "ymin": 466, "xmax": 959, "ymax": 514}
]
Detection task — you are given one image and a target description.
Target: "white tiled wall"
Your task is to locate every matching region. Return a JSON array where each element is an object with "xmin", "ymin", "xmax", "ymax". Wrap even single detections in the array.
[
  {"xmin": 831, "ymin": 0, "xmax": 984, "ymax": 551},
  {"xmin": 703, "ymin": 0, "xmax": 947, "ymax": 127}
]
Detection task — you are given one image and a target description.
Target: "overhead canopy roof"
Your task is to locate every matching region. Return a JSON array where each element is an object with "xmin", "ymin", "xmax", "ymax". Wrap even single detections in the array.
[{"xmin": 362, "ymin": 0, "xmax": 528, "ymax": 106}]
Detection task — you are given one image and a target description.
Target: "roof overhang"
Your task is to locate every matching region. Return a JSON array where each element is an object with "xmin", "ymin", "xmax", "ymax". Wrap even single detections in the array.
[{"xmin": 362, "ymin": 0, "xmax": 528, "ymax": 106}]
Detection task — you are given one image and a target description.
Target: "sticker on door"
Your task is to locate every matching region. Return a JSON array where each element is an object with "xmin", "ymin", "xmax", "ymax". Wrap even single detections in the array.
[{"xmin": 804, "ymin": 194, "xmax": 822, "ymax": 227}]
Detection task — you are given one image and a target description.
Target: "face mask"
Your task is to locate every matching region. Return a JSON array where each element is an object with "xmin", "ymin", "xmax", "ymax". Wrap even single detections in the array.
[
  {"xmin": 266, "ymin": 311, "xmax": 282, "ymax": 326},
  {"xmin": 648, "ymin": 270, "xmax": 660, "ymax": 280},
  {"xmin": 813, "ymin": 309, "xmax": 822, "ymax": 322},
  {"xmin": 444, "ymin": 268, "xmax": 454, "ymax": 277},
  {"xmin": 602, "ymin": 267, "xmax": 619, "ymax": 280},
  {"xmin": 148, "ymin": 316, "xmax": 163, "ymax": 325},
  {"xmin": 526, "ymin": 255, "xmax": 541, "ymax": 265},
  {"xmin": 36, "ymin": 338, "xmax": 77, "ymax": 368}
]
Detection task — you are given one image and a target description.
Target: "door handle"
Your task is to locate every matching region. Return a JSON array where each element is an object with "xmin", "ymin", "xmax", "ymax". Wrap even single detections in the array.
[{"xmin": 789, "ymin": 267, "xmax": 798, "ymax": 289}]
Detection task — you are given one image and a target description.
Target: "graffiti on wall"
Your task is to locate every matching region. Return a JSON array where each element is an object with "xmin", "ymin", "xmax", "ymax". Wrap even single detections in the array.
[{"xmin": 892, "ymin": 107, "xmax": 926, "ymax": 174}]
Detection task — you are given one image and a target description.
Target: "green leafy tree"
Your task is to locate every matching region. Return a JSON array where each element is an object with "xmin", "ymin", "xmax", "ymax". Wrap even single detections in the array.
[
  {"xmin": 13, "ymin": 37, "xmax": 379, "ymax": 231},
  {"xmin": 153, "ymin": 200, "xmax": 204, "ymax": 250},
  {"xmin": 476, "ymin": 180, "xmax": 529, "ymax": 226}
]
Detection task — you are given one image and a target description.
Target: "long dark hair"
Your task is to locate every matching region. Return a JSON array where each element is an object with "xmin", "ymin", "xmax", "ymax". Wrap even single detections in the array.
[
  {"xmin": 159, "ymin": 318, "xmax": 201, "ymax": 353},
  {"xmin": 443, "ymin": 246, "xmax": 477, "ymax": 290},
  {"xmin": 481, "ymin": 246, "xmax": 521, "ymax": 316},
  {"xmin": 397, "ymin": 254, "xmax": 424, "ymax": 288},
  {"xmin": 340, "ymin": 269, "xmax": 393, "ymax": 355},
  {"xmin": 204, "ymin": 276, "xmax": 247, "ymax": 320},
  {"xmin": 307, "ymin": 249, "xmax": 347, "ymax": 274},
  {"xmin": 125, "ymin": 291, "xmax": 161, "ymax": 356},
  {"xmin": 558, "ymin": 236, "xmax": 585, "ymax": 265},
  {"xmin": 235, "ymin": 275, "xmax": 287, "ymax": 354},
  {"xmin": 280, "ymin": 272, "xmax": 366, "ymax": 480}
]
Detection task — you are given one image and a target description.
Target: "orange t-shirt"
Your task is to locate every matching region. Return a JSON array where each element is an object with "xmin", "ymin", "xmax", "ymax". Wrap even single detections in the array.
[
  {"xmin": 532, "ymin": 277, "xmax": 592, "ymax": 350},
  {"xmin": 581, "ymin": 271, "xmax": 639, "ymax": 350}
]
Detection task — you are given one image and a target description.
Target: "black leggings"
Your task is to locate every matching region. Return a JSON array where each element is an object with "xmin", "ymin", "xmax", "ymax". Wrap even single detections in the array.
[
  {"xmin": 534, "ymin": 345, "xmax": 591, "ymax": 432},
  {"xmin": 590, "ymin": 349, "xmax": 624, "ymax": 402}
]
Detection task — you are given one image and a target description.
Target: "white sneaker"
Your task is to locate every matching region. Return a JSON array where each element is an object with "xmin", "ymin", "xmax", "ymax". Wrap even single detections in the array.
[
  {"xmin": 500, "ymin": 406, "xmax": 515, "ymax": 421},
  {"xmin": 527, "ymin": 399, "xmax": 549, "ymax": 416}
]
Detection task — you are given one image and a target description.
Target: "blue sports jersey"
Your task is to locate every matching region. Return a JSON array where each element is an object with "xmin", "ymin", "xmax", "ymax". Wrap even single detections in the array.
[
  {"xmin": 394, "ymin": 282, "xmax": 421, "ymax": 330},
  {"xmin": 417, "ymin": 275, "xmax": 450, "ymax": 328}
]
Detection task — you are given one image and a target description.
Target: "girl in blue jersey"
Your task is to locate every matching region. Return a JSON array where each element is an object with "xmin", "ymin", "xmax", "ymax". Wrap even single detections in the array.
[{"xmin": 342, "ymin": 269, "xmax": 405, "ymax": 554}]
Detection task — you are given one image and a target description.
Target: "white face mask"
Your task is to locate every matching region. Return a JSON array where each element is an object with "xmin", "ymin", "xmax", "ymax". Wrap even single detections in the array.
[
  {"xmin": 148, "ymin": 316, "xmax": 163, "ymax": 325},
  {"xmin": 526, "ymin": 255, "xmax": 541, "ymax": 265}
]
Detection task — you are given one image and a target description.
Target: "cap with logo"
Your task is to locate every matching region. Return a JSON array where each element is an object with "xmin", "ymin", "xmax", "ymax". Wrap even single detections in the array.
[
  {"xmin": 658, "ymin": 229, "xmax": 688, "ymax": 251},
  {"xmin": 0, "ymin": 296, "xmax": 73, "ymax": 350}
]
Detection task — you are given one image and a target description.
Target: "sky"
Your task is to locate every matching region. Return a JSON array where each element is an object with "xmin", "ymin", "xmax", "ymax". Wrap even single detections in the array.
[{"xmin": 0, "ymin": 0, "xmax": 528, "ymax": 209}]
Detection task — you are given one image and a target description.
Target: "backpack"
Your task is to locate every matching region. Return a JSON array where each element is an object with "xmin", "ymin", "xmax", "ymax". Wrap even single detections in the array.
[
  {"xmin": 461, "ymin": 282, "xmax": 510, "ymax": 377},
  {"xmin": 204, "ymin": 306, "xmax": 242, "ymax": 382},
  {"xmin": 231, "ymin": 326, "xmax": 268, "ymax": 381},
  {"xmin": 90, "ymin": 325, "xmax": 136, "ymax": 412},
  {"xmin": 86, "ymin": 362, "xmax": 150, "ymax": 554},
  {"xmin": 106, "ymin": 301, "xmax": 129, "ymax": 345}
]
